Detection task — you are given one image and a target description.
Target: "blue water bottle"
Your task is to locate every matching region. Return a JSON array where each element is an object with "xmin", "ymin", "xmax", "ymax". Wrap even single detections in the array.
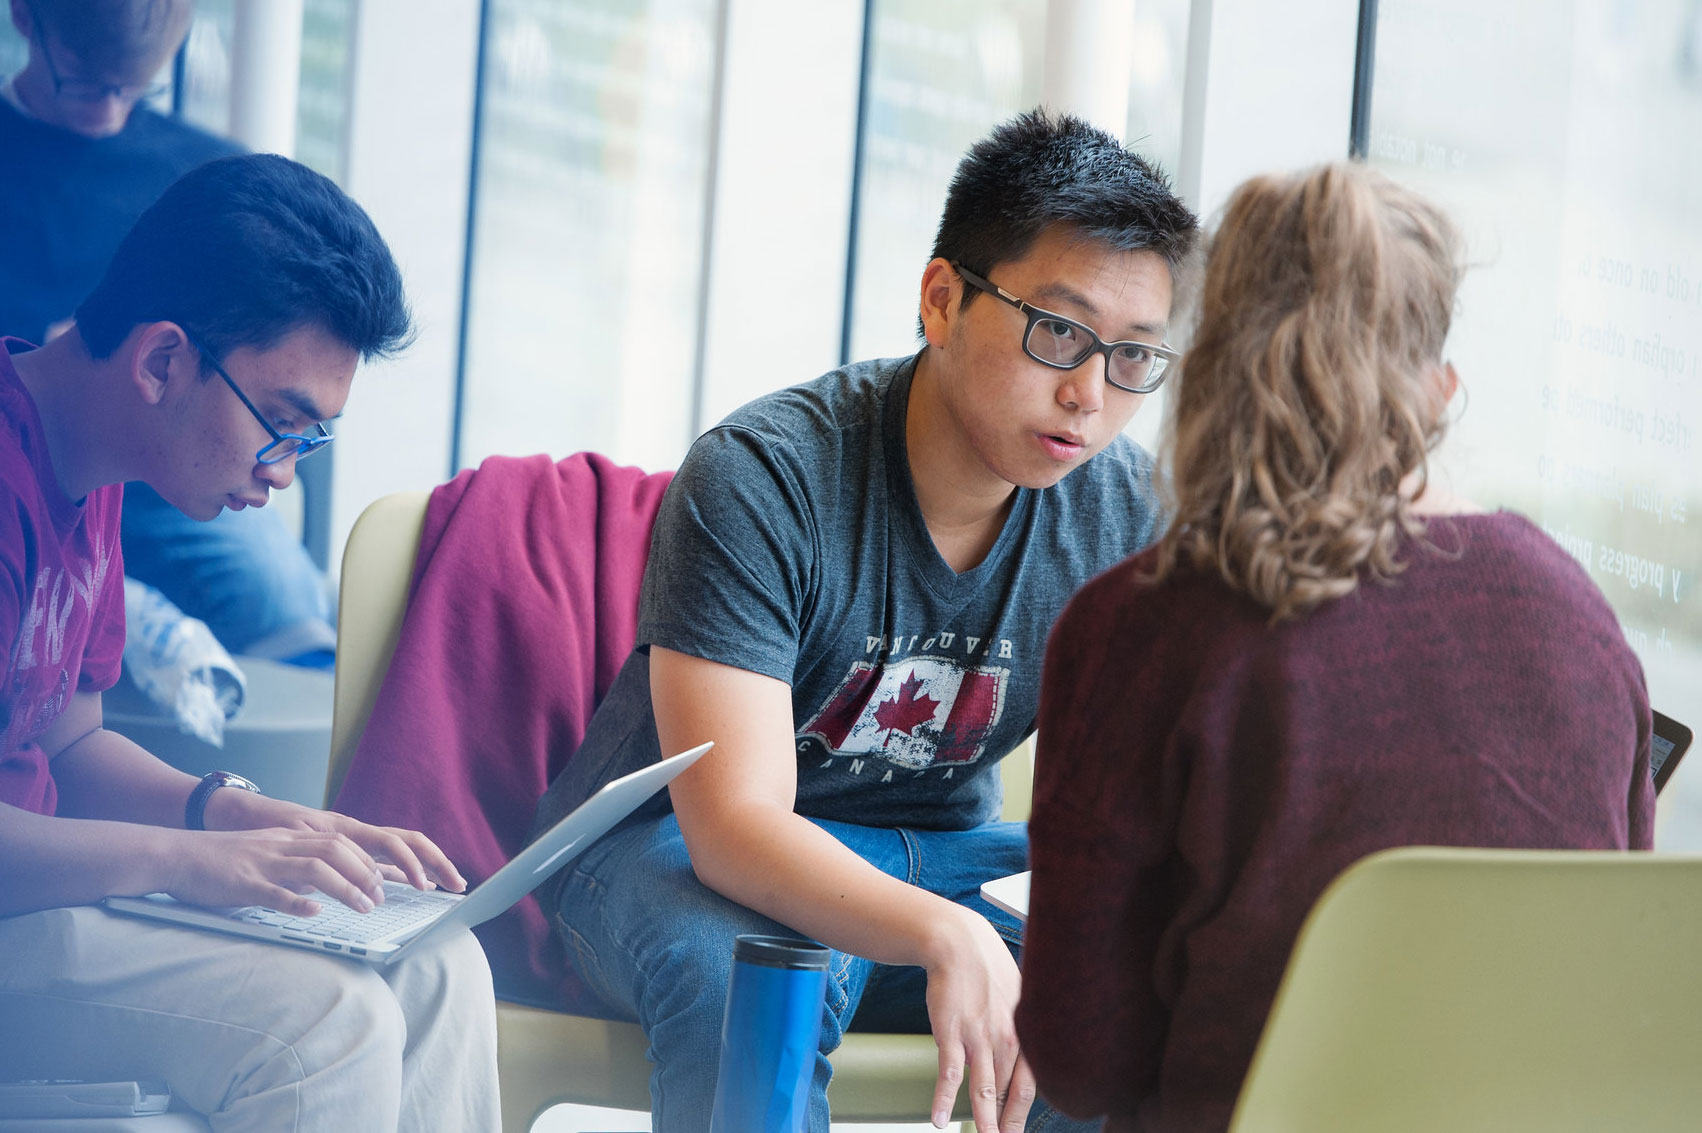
[{"xmin": 708, "ymin": 934, "xmax": 831, "ymax": 1133}]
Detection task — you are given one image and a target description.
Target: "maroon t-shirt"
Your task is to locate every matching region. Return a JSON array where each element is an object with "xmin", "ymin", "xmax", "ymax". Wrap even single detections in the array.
[
  {"xmin": 0, "ymin": 338, "xmax": 125, "ymax": 815},
  {"xmin": 1018, "ymin": 513, "xmax": 1653, "ymax": 1132}
]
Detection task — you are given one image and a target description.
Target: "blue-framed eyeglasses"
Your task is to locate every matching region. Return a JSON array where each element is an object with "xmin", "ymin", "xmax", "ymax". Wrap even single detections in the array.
[
  {"xmin": 954, "ymin": 263, "xmax": 1180, "ymax": 395},
  {"xmin": 183, "ymin": 331, "xmax": 334, "ymax": 465}
]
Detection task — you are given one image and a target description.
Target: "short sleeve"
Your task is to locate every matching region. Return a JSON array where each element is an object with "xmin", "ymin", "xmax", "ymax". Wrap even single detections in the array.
[
  {"xmin": 0, "ymin": 496, "xmax": 26, "ymax": 728},
  {"xmin": 637, "ymin": 425, "xmax": 816, "ymax": 684},
  {"xmin": 75, "ymin": 484, "xmax": 126, "ymax": 694}
]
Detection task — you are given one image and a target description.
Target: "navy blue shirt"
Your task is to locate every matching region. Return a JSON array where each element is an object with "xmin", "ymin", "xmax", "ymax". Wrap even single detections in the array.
[
  {"xmin": 536, "ymin": 354, "xmax": 1164, "ymax": 835},
  {"xmin": 0, "ymin": 97, "xmax": 240, "ymax": 343}
]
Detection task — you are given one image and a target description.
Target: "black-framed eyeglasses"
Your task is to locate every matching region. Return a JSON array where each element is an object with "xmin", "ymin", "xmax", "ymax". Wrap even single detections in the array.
[
  {"xmin": 183, "ymin": 331, "xmax": 334, "ymax": 465},
  {"xmin": 954, "ymin": 263, "xmax": 1179, "ymax": 395},
  {"xmin": 24, "ymin": 0, "xmax": 170, "ymax": 105}
]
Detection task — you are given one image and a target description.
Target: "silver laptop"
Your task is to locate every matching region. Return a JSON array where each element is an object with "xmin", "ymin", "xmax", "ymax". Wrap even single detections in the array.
[{"xmin": 102, "ymin": 742, "xmax": 712, "ymax": 964}]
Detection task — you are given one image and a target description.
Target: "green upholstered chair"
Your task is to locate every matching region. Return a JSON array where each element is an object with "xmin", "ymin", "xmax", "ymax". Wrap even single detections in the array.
[{"xmin": 1230, "ymin": 845, "xmax": 1702, "ymax": 1133}]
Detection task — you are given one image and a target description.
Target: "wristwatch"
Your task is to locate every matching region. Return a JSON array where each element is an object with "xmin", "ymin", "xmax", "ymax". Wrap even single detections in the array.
[{"xmin": 185, "ymin": 770, "xmax": 262, "ymax": 831}]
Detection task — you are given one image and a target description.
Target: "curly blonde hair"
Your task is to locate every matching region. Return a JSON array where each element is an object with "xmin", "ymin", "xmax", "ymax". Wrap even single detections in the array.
[{"xmin": 1150, "ymin": 163, "xmax": 1464, "ymax": 621}]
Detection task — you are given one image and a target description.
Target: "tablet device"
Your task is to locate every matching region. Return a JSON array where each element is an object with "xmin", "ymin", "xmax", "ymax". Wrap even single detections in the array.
[
  {"xmin": 1653, "ymin": 709, "xmax": 1692, "ymax": 794},
  {"xmin": 985, "ymin": 712, "xmax": 1691, "ymax": 926}
]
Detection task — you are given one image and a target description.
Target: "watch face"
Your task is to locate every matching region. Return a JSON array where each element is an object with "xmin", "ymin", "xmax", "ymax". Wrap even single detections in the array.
[
  {"xmin": 211, "ymin": 771, "xmax": 260, "ymax": 792},
  {"xmin": 186, "ymin": 771, "xmax": 262, "ymax": 831}
]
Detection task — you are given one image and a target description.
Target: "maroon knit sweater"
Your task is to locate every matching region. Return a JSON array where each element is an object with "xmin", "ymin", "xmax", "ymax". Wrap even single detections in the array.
[{"xmin": 1016, "ymin": 512, "xmax": 1653, "ymax": 1132}]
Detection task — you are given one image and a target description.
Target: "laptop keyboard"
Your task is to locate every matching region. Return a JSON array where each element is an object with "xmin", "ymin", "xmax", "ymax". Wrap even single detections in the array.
[{"xmin": 230, "ymin": 881, "xmax": 460, "ymax": 945}]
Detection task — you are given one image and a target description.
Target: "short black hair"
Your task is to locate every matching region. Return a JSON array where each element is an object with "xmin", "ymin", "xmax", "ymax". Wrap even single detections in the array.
[
  {"xmin": 78, "ymin": 153, "xmax": 413, "ymax": 369},
  {"xmin": 929, "ymin": 108, "xmax": 1199, "ymax": 323}
]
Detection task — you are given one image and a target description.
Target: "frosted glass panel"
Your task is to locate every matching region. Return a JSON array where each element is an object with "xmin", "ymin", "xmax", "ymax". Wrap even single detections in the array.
[
  {"xmin": 1369, "ymin": 0, "xmax": 1702, "ymax": 844},
  {"xmin": 458, "ymin": 0, "xmax": 717, "ymax": 473}
]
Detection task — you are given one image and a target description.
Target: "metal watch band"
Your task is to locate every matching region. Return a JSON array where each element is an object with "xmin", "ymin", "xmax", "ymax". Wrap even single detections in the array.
[{"xmin": 185, "ymin": 770, "xmax": 262, "ymax": 831}]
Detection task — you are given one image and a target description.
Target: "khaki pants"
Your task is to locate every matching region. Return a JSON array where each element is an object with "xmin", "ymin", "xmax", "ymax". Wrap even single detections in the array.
[{"xmin": 0, "ymin": 906, "xmax": 500, "ymax": 1132}]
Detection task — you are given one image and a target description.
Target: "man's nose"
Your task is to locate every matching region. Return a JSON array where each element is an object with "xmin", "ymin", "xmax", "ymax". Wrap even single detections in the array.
[
  {"xmin": 84, "ymin": 93, "xmax": 130, "ymax": 133},
  {"xmin": 1057, "ymin": 352, "xmax": 1107, "ymax": 413},
  {"xmin": 256, "ymin": 454, "xmax": 296, "ymax": 492}
]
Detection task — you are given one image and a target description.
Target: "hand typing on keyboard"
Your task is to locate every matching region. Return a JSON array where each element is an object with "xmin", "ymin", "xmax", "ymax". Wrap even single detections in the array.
[
  {"xmin": 156, "ymin": 790, "xmax": 469, "ymax": 921},
  {"xmin": 235, "ymin": 883, "xmax": 462, "ymax": 943}
]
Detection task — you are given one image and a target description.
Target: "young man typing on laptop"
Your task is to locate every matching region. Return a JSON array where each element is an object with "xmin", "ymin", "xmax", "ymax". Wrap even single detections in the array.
[
  {"xmin": 536, "ymin": 110, "xmax": 1198, "ymax": 1132},
  {"xmin": 0, "ymin": 155, "xmax": 499, "ymax": 1131}
]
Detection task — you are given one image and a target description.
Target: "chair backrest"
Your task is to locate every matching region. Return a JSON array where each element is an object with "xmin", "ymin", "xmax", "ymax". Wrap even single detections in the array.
[
  {"xmin": 325, "ymin": 490, "xmax": 430, "ymax": 805},
  {"xmin": 1229, "ymin": 846, "xmax": 1702, "ymax": 1133},
  {"xmin": 999, "ymin": 734, "xmax": 1033, "ymax": 822}
]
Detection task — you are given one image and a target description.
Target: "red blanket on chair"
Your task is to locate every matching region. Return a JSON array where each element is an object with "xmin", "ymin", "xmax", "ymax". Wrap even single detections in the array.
[{"xmin": 334, "ymin": 452, "xmax": 672, "ymax": 1009}]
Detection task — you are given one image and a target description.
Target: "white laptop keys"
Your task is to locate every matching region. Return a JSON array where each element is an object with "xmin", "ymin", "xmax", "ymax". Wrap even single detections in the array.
[{"xmin": 102, "ymin": 742, "xmax": 712, "ymax": 964}]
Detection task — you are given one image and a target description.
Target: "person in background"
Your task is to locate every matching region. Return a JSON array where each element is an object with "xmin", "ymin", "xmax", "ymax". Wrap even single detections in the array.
[
  {"xmin": 1016, "ymin": 162, "xmax": 1654, "ymax": 1133},
  {"xmin": 535, "ymin": 108, "xmax": 1198, "ymax": 1132},
  {"xmin": 1, "ymin": 0, "xmax": 337, "ymax": 666},
  {"xmin": 0, "ymin": 153, "xmax": 499, "ymax": 1131}
]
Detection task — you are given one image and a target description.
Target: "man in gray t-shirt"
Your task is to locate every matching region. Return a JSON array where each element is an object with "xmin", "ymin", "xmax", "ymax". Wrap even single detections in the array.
[{"xmin": 542, "ymin": 109, "xmax": 1198, "ymax": 1133}]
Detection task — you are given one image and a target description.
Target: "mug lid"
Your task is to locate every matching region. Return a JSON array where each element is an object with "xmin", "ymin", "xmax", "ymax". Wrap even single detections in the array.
[{"xmin": 733, "ymin": 934, "xmax": 831, "ymax": 970}]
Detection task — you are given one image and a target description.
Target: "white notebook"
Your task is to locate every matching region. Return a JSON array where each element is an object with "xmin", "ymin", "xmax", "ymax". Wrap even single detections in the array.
[{"xmin": 981, "ymin": 870, "xmax": 1030, "ymax": 922}]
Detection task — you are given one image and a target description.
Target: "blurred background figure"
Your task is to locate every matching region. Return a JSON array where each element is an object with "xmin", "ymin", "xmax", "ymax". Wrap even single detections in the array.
[{"xmin": 0, "ymin": 0, "xmax": 336, "ymax": 667}]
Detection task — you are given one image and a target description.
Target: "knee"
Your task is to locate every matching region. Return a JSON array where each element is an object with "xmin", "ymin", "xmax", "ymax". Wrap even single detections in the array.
[
  {"xmin": 221, "ymin": 963, "xmax": 405, "ymax": 1120},
  {"xmin": 302, "ymin": 968, "xmax": 409, "ymax": 1075},
  {"xmin": 648, "ymin": 933, "xmax": 735, "ymax": 1015},
  {"xmin": 398, "ymin": 926, "xmax": 498, "ymax": 1018},
  {"xmin": 602, "ymin": 896, "xmax": 746, "ymax": 1045}
]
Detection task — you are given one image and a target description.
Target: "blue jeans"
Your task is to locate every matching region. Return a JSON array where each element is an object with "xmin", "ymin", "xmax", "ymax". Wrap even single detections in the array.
[
  {"xmin": 121, "ymin": 483, "xmax": 335, "ymax": 663},
  {"xmin": 556, "ymin": 814, "xmax": 1097, "ymax": 1132}
]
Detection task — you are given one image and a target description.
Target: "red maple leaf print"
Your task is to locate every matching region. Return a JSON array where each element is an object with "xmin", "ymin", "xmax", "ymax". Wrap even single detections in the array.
[{"xmin": 873, "ymin": 673, "xmax": 940, "ymax": 737}]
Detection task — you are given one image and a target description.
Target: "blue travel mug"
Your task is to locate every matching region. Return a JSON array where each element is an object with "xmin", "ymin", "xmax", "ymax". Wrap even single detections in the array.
[{"xmin": 708, "ymin": 934, "xmax": 831, "ymax": 1133}]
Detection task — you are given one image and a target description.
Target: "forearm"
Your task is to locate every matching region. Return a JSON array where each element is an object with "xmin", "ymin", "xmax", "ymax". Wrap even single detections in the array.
[
  {"xmin": 49, "ymin": 727, "xmax": 201, "ymax": 828},
  {"xmin": 683, "ymin": 802, "xmax": 976, "ymax": 970},
  {"xmin": 50, "ymin": 728, "xmax": 347, "ymax": 835},
  {"xmin": 652, "ymin": 646, "xmax": 1029, "ymax": 1126},
  {"xmin": 0, "ymin": 803, "xmax": 184, "ymax": 915}
]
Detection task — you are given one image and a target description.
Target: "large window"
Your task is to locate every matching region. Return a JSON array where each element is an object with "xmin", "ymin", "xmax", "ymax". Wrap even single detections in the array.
[
  {"xmin": 845, "ymin": 0, "xmax": 1048, "ymax": 364},
  {"xmin": 1369, "ymin": 0, "xmax": 1702, "ymax": 845},
  {"xmin": 845, "ymin": 0, "xmax": 1192, "ymax": 371},
  {"xmin": 0, "ymin": 22, "xmax": 23, "ymax": 75},
  {"xmin": 456, "ymin": 0, "xmax": 719, "ymax": 473}
]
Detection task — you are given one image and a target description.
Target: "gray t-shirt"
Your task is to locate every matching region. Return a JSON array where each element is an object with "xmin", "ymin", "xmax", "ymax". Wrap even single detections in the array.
[{"xmin": 535, "ymin": 353, "xmax": 1162, "ymax": 834}]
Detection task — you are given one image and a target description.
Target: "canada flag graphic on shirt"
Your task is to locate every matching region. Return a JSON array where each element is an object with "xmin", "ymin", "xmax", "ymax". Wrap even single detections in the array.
[{"xmin": 799, "ymin": 657, "xmax": 1008, "ymax": 770}]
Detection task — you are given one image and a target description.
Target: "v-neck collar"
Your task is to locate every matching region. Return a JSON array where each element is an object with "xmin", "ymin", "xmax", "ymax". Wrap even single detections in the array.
[{"xmin": 880, "ymin": 352, "xmax": 1034, "ymax": 600}]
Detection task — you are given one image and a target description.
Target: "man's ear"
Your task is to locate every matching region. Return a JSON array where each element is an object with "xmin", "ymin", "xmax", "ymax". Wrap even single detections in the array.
[
  {"xmin": 917, "ymin": 257, "xmax": 963, "ymax": 349},
  {"xmin": 130, "ymin": 322, "xmax": 192, "ymax": 406}
]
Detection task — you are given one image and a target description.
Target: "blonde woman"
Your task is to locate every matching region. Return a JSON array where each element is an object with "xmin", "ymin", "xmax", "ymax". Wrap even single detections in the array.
[{"xmin": 1014, "ymin": 163, "xmax": 1653, "ymax": 1133}]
